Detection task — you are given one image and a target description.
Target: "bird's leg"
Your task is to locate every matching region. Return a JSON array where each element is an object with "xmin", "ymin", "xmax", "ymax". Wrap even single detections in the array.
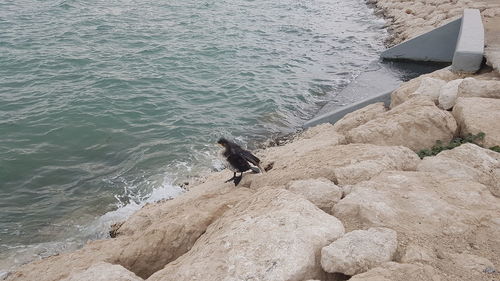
[
  {"xmin": 225, "ymin": 172, "xmax": 237, "ymax": 183},
  {"xmin": 234, "ymin": 172, "xmax": 243, "ymax": 186}
]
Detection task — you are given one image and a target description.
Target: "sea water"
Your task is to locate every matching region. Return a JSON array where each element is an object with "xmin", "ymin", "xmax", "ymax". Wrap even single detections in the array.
[{"xmin": 0, "ymin": 0, "xmax": 386, "ymax": 271}]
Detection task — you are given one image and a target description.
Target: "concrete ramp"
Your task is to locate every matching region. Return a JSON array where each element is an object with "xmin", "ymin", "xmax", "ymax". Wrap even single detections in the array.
[
  {"xmin": 382, "ymin": 9, "xmax": 484, "ymax": 73},
  {"xmin": 381, "ymin": 18, "xmax": 461, "ymax": 62},
  {"xmin": 452, "ymin": 9, "xmax": 485, "ymax": 72}
]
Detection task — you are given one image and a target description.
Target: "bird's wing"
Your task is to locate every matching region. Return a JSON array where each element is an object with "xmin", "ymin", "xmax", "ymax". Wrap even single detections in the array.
[{"xmin": 236, "ymin": 148, "xmax": 261, "ymax": 166}]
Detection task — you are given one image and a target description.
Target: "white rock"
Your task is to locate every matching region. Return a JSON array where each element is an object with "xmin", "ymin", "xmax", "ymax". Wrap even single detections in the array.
[
  {"xmin": 148, "ymin": 188, "xmax": 345, "ymax": 281},
  {"xmin": 457, "ymin": 77, "xmax": 500, "ymax": 99},
  {"xmin": 247, "ymin": 143, "xmax": 420, "ymax": 188},
  {"xmin": 347, "ymin": 97, "xmax": 457, "ymax": 151},
  {"xmin": 286, "ymin": 178, "xmax": 342, "ymax": 213},
  {"xmin": 452, "ymin": 97, "xmax": 500, "ymax": 148},
  {"xmin": 438, "ymin": 79, "xmax": 463, "ymax": 109},
  {"xmin": 333, "ymin": 171, "xmax": 499, "ymax": 236},
  {"xmin": 61, "ymin": 262, "xmax": 143, "ymax": 281},
  {"xmin": 6, "ymin": 173, "xmax": 254, "ymax": 281},
  {"xmin": 333, "ymin": 102, "xmax": 387, "ymax": 133},
  {"xmin": 321, "ymin": 227, "xmax": 397, "ymax": 275},
  {"xmin": 412, "ymin": 77, "xmax": 446, "ymax": 103},
  {"xmin": 390, "ymin": 68, "xmax": 462, "ymax": 108}
]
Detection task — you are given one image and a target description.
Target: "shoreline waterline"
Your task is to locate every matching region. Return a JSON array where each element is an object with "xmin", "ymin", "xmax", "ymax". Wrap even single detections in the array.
[{"xmin": 0, "ymin": 0, "xmax": 390, "ymax": 273}]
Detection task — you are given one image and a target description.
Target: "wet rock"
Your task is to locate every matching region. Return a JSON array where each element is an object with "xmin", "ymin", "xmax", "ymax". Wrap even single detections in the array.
[
  {"xmin": 321, "ymin": 227, "xmax": 397, "ymax": 275},
  {"xmin": 60, "ymin": 262, "xmax": 143, "ymax": 281},
  {"xmin": 147, "ymin": 188, "xmax": 345, "ymax": 281},
  {"xmin": 452, "ymin": 97, "xmax": 500, "ymax": 148},
  {"xmin": 347, "ymin": 97, "xmax": 457, "ymax": 151},
  {"xmin": 286, "ymin": 178, "xmax": 342, "ymax": 213},
  {"xmin": 7, "ymin": 175, "xmax": 254, "ymax": 281}
]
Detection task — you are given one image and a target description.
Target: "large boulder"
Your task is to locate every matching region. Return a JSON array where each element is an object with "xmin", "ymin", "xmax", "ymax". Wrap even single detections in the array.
[
  {"xmin": 458, "ymin": 77, "xmax": 500, "ymax": 99},
  {"xmin": 348, "ymin": 262, "xmax": 442, "ymax": 281},
  {"xmin": 286, "ymin": 178, "xmax": 342, "ymax": 213},
  {"xmin": 411, "ymin": 77, "xmax": 446, "ymax": 104},
  {"xmin": 417, "ymin": 143, "xmax": 500, "ymax": 197},
  {"xmin": 147, "ymin": 188, "xmax": 345, "ymax": 281},
  {"xmin": 7, "ymin": 173, "xmax": 254, "ymax": 281},
  {"xmin": 332, "ymin": 102, "xmax": 387, "ymax": 133},
  {"xmin": 438, "ymin": 79, "xmax": 463, "ymax": 110},
  {"xmin": 321, "ymin": 227, "xmax": 397, "ymax": 275},
  {"xmin": 60, "ymin": 262, "xmax": 143, "ymax": 281},
  {"xmin": 245, "ymin": 143, "xmax": 419, "ymax": 188},
  {"xmin": 333, "ymin": 171, "xmax": 498, "ymax": 235},
  {"xmin": 452, "ymin": 97, "xmax": 500, "ymax": 148},
  {"xmin": 259, "ymin": 123, "xmax": 345, "ymax": 162},
  {"xmin": 390, "ymin": 68, "xmax": 463, "ymax": 108},
  {"xmin": 332, "ymin": 171, "xmax": 500, "ymax": 280},
  {"xmin": 346, "ymin": 97, "xmax": 457, "ymax": 151}
]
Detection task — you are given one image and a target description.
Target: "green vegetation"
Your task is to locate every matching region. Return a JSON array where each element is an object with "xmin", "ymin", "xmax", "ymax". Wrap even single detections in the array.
[
  {"xmin": 490, "ymin": 146, "xmax": 500, "ymax": 153},
  {"xmin": 417, "ymin": 132, "xmax": 487, "ymax": 159}
]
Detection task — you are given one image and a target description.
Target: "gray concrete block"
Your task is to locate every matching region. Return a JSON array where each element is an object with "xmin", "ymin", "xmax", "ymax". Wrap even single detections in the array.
[
  {"xmin": 303, "ymin": 90, "xmax": 392, "ymax": 129},
  {"xmin": 381, "ymin": 18, "xmax": 461, "ymax": 62},
  {"xmin": 451, "ymin": 9, "xmax": 484, "ymax": 73}
]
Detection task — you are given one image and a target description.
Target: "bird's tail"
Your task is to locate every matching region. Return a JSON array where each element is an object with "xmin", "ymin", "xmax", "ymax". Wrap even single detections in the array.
[
  {"xmin": 257, "ymin": 164, "xmax": 266, "ymax": 173},
  {"xmin": 250, "ymin": 165, "xmax": 265, "ymax": 174}
]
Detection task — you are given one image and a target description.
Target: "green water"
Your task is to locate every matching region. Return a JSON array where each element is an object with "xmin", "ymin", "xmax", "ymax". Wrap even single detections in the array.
[{"xmin": 0, "ymin": 0, "xmax": 386, "ymax": 270}]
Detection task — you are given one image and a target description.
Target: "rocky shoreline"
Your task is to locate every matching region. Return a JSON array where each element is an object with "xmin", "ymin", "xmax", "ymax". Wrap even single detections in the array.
[{"xmin": 5, "ymin": 1, "xmax": 500, "ymax": 281}]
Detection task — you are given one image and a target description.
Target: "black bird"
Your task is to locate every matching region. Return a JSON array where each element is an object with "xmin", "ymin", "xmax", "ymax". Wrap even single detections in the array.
[{"xmin": 217, "ymin": 138, "xmax": 264, "ymax": 186}]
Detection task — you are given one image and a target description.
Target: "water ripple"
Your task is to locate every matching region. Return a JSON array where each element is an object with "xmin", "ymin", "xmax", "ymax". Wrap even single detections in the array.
[{"xmin": 0, "ymin": 0, "xmax": 386, "ymax": 269}]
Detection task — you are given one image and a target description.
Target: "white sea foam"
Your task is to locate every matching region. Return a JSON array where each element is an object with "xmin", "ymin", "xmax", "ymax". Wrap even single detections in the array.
[
  {"xmin": 83, "ymin": 175, "xmax": 185, "ymax": 240},
  {"xmin": 0, "ymin": 174, "xmax": 185, "ymax": 274}
]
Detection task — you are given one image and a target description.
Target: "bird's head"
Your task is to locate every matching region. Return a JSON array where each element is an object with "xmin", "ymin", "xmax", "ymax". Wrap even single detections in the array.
[{"xmin": 217, "ymin": 137, "xmax": 229, "ymax": 147}]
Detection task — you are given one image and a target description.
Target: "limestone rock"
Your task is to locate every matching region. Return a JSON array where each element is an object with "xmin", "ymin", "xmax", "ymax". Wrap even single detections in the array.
[
  {"xmin": 147, "ymin": 188, "xmax": 345, "ymax": 281},
  {"xmin": 449, "ymin": 253, "xmax": 495, "ymax": 273},
  {"xmin": 7, "ymin": 174, "xmax": 254, "ymax": 281},
  {"xmin": 401, "ymin": 244, "xmax": 436, "ymax": 264},
  {"xmin": 259, "ymin": 123, "xmax": 346, "ymax": 162},
  {"xmin": 347, "ymin": 97, "xmax": 457, "ymax": 151},
  {"xmin": 412, "ymin": 77, "xmax": 446, "ymax": 103},
  {"xmin": 245, "ymin": 143, "xmax": 419, "ymax": 188},
  {"xmin": 349, "ymin": 262, "xmax": 442, "ymax": 281},
  {"xmin": 438, "ymin": 79, "xmax": 463, "ymax": 110},
  {"xmin": 333, "ymin": 171, "xmax": 499, "ymax": 235},
  {"xmin": 390, "ymin": 68, "xmax": 462, "ymax": 108},
  {"xmin": 457, "ymin": 77, "xmax": 500, "ymax": 99},
  {"xmin": 286, "ymin": 178, "xmax": 342, "ymax": 213},
  {"xmin": 483, "ymin": 8, "xmax": 500, "ymax": 18},
  {"xmin": 417, "ymin": 143, "xmax": 500, "ymax": 197},
  {"xmin": 452, "ymin": 97, "xmax": 500, "ymax": 148},
  {"xmin": 333, "ymin": 102, "xmax": 387, "ymax": 133},
  {"xmin": 340, "ymin": 185, "xmax": 353, "ymax": 198},
  {"xmin": 61, "ymin": 262, "xmax": 143, "ymax": 281},
  {"xmin": 321, "ymin": 227, "xmax": 397, "ymax": 275}
]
